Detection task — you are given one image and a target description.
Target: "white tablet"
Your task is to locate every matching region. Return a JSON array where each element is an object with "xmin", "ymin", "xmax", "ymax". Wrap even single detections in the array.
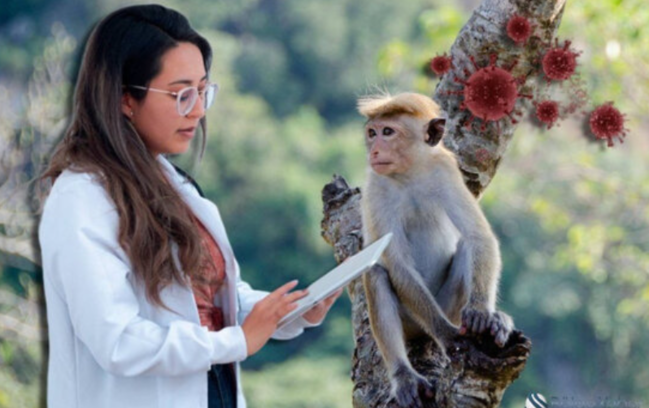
[{"xmin": 277, "ymin": 232, "xmax": 393, "ymax": 329}]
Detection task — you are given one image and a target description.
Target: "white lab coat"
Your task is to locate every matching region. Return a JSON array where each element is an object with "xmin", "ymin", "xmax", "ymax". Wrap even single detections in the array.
[{"xmin": 39, "ymin": 154, "xmax": 318, "ymax": 408}]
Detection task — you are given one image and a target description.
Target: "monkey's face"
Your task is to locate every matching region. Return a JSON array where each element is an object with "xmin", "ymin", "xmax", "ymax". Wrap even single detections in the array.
[{"xmin": 364, "ymin": 117, "xmax": 418, "ymax": 176}]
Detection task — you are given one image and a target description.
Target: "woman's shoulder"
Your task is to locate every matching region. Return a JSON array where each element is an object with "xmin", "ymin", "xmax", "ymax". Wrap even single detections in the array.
[
  {"xmin": 51, "ymin": 167, "xmax": 102, "ymax": 191},
  {"xmin": 43, "ymin": 168, "xmax": 116, "ymax": 218}
]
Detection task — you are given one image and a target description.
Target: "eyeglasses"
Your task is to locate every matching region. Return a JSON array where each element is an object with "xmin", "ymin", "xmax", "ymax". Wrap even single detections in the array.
[{"xmin": 126, "ymin": 83, "xmax": 219, "ymax": 116}]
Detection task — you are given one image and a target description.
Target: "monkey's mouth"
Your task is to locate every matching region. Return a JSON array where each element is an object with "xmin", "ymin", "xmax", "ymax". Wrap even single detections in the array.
[{"xmin": 371, "ymin": 161, "xmax": 393, "ymax": 167}]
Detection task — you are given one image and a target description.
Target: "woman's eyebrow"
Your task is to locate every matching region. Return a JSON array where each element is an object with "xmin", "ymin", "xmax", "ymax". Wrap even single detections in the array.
[{"xmin": 167, "ymin": 75, "xmax": 208, "ymax": 86}]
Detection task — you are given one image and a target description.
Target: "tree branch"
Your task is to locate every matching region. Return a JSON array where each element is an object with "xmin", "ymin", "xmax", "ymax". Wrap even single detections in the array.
[{"xmin": 436, "ymin": 0, "xmax": 567, "ymax": 198}]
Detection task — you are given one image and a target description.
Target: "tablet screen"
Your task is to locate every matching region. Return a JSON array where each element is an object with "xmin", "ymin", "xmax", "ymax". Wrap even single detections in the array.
[{"xmin": 277, "ymin": 233, "xmax": 392, "ymax": 328}]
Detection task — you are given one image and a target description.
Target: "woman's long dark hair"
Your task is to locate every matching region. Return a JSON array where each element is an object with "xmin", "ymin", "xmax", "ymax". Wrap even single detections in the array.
[{"xmin": 38, "ymin": 5, "xmax": 213, "ymax": 308}]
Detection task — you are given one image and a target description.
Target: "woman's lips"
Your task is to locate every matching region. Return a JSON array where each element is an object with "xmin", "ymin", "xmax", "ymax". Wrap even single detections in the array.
[{"xmin": 178, "ymin": 127, "xmax": 196, "ymax": 138}]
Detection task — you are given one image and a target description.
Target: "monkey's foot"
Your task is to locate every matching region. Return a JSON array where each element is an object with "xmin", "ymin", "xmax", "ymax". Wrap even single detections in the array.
[
  {"xmin": 438, "ymin": 321, "xmax": 462, "ymax": 345},
  {"xmin": 391, "ymin": 366, "xmax": 435, "ymax": 408},
  {"xmin": 460, "ymin": 309, "xmax": 513, "ymax": 347}
]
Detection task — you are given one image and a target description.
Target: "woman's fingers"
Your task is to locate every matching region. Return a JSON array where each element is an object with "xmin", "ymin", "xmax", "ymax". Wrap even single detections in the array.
[
  {"xmin": 273, "ymin": 288, "xmax": 308, "ymax": 317},
  {"xmin": 242, "ymin": 280, "xmax": 312, "ymax": 357},
  {"xmin": 301, "ymin": 288, "xmax": 345, "ymax": 324},
  {"xmin": 265, "ymin": 280, "xmax": 300, "ymax": 302},
  {"xmin": 261, "ymin": 281, "xmax": 309, "ymax": 320},
  {"xmin": 325, "ymin": 288, "xmax": 344, "ymax": 305},
  {"xmin": 282, "ymin": 288, "xmax": 309, "ymax": 303},
  {"xmin": 314, "ymin": 288, "xmax": 343, "ymax": 311},
  {"xmin": 258, "ymin": 281, "xmax": 343, "ymax": 327},
  {"xmin": 275, "ymin": 300, "xmax": 300, "ymax": 318}
]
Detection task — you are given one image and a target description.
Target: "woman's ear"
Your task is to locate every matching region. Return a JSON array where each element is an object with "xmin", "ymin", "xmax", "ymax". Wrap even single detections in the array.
[
  {"xmin": 425, "ymin": 118, "xmax": 446, "ymax": 146},
  {"xmin": 121, "ymin": 92, "xmax": 136, "ymax": 118}
]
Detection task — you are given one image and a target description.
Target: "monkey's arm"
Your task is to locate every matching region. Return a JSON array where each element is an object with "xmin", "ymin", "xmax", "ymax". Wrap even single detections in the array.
[
  {"xmin": 437, "ymin": 169, "xmax": 500, "ymax": 309},
  {"xmin": 436, "ymin": 165, "xmax": 513, "ymax": 346},
  {"xmin": 363, "ymin": 266, "xmax": 434, "ymax": 408}
]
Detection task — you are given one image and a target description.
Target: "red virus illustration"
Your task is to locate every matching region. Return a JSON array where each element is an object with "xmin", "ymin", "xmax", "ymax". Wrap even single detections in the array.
[
  {"xmin": 534, "ymin": 100, "xmax": 560, "ymax": 129},
  {"xmin": 430, "ymin": 54, "xmax": 453, "ymax": 76},
  {"xmin": 448, "ymin": 54, "xmax": 532, "ymax": 130},
  {"xmin": 541, "ymin": 39, "xmax": 581, "ymax": 81},
  {"xmin": 588, "ymin": 102, "xmax": 628, "ymax": 147},
  {"xmin": 506, "ymin": 14, "xmax": 533, "ymax": 45}
]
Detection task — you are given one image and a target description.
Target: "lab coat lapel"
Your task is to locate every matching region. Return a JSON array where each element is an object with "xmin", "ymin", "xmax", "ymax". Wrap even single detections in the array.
[{"xmin": 156, "ymin": 155, "xmax": 239, "ymax": 326}]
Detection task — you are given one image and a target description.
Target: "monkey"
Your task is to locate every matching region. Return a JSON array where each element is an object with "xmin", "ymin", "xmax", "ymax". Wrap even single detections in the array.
[{"xmin": 358, "ymin": 92, "xmax": 513, "ymax": 408}]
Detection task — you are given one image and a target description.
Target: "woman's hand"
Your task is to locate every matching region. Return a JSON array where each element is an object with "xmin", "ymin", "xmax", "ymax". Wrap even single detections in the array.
[
  {"xmin": 302, "ymin": 288, "xmax": 344, "ymax": 325},
  {"xmin": 241, "ymin": 280, "xmax": 307, "ymax": 357}
]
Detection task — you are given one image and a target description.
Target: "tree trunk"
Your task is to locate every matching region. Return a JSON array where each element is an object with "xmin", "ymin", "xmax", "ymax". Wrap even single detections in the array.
[{"xmin": 320, "ymin": 0, "xmax": 567, "ymax": 406}]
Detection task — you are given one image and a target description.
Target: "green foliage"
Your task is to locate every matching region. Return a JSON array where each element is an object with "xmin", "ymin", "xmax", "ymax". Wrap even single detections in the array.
[
  {"xmin": 175, "ymin": 0, "xmax": 434, "ymax": 123},
  {"xmin": 487, "ymin": 123, "xmax": 649, "ymax": 405},
  {"xmin": 1, "ymin": 0, "xmax": 649, "ymax": 407},
  {"xmin": 241, "ymin": 356, "xmax": 353, "ymax": 408},
  {"xmin": 0, "ymin": 340, "xmax": 42, "ymax": 408},
  {"xmin": 558, "ymin": 0, "xmax": 649, "ymax": 112},
  {"xmin": 0, "ymin": 0, "xmax": 48, "ymax": 25}
]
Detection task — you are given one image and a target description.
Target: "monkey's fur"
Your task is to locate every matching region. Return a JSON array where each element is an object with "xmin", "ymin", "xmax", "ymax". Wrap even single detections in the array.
[{"xmin": 358, "ymin": 93, "xmax": 513, "ymax": 408}]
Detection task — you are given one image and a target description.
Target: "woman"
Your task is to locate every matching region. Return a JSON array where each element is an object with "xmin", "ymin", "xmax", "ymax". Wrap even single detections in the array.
[{"xmin": 37, "ymin": 5, "xmax": 340, "ymax": 408}]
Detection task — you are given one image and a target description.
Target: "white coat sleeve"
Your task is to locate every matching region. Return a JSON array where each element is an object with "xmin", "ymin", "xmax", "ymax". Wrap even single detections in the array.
[
  {"xmin": 39, "ymin": 177, "xmax": 248, "ymax": 377},
  {"xmin": 233, "ymin": 259, "xmax": 322, "ymax": 340}
]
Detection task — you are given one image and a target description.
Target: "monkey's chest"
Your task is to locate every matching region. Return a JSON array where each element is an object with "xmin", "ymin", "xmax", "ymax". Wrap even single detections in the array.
[{"xmin": 403, "ymin": 203, "xmax": 461, "ymax": 291}]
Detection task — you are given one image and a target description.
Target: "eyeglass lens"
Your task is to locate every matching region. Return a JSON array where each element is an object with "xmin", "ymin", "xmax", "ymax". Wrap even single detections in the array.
[{"xmin": 177, "ymin": 84, "xmax": 218, "ymax": 116}]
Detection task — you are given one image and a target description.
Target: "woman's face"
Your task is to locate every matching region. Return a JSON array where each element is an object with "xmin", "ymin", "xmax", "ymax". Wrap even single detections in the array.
[{"xmin": 122, "ymin": 42, "xmax": 207, "ymax": 157}]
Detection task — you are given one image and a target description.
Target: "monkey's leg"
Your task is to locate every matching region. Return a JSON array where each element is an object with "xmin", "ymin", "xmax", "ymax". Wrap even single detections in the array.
[
  {"xmin": 384, "ymin": 252, "xmax": 459, "ymax": 348},
  {"xmin": 364, "ymin": 266, "xmax": 434, "ymax": 408},
  {"xmin": 436, "ymin": 240, "xmax": 471, "ymax": 325}
]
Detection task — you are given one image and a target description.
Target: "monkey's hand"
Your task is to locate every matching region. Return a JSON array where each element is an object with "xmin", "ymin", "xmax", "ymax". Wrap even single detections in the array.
[
  {"xmin": 460, "ymin": 308, "xmax": 513, "ymax": 347},
  {"xmin": 391, "ymin": 365, "xmax": 435, "ymax": 408}
]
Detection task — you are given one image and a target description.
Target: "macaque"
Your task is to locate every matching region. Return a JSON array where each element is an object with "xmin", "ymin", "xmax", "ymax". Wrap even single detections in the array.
[{"xmin": 359, "ymin": 92, "xmax": 513, "ymax": 408}]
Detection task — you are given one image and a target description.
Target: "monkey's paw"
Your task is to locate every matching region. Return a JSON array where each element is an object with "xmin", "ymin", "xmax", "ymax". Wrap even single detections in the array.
[
  {"xmin": 460, "ymin": 308, "xmax": 513, "ymax": 347},
  {"xmin": 391, "ymin": 366, "xmax": 435, "ymax": 408}
]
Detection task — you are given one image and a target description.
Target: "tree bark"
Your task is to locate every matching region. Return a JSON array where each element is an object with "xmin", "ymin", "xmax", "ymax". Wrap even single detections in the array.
[{"xmin": 320, "ymin": 0, "xmax": 567, "ymax": 406}]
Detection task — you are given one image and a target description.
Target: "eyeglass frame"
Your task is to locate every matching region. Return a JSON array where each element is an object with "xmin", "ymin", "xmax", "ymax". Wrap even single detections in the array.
[{"xmin": 125, "ymin": 83, "xmax": 219, "ymax": 116}]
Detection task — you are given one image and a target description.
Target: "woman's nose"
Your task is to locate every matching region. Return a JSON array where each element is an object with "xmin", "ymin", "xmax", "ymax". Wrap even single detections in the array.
[{"xmin": 186, "ymin": 95, "xmax": 206, "ymax": 118}]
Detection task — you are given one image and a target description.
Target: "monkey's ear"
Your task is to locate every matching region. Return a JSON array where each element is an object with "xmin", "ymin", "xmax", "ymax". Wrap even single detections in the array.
[{"xmin": 425, "ymin": 118, "xmax": 446, "ymax": 146}]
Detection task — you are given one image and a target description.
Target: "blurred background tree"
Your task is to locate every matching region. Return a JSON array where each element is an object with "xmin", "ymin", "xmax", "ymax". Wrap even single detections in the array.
[{"xmin": 0, "ymin": 0, "xmax": 647, "ymax": 407}]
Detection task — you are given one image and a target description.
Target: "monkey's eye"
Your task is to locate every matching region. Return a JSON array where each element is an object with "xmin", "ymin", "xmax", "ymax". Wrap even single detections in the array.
[
  {"xmin": 368, "ymin": 129, "xmax": 376, "ymax": 138},
  {"xmin": 383, "ymin": 127, "xmax": 395, "ymax": 136}
]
